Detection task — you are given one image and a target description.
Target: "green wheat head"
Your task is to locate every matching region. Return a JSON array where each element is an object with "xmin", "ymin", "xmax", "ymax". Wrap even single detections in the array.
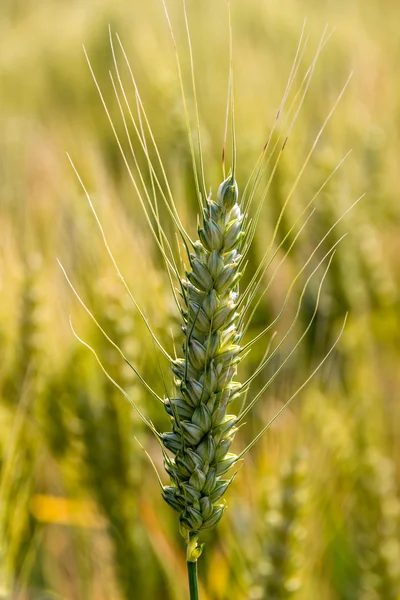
[{"xmin": 162, "ymin": 174, "xmax": 244, "ymax": 551}]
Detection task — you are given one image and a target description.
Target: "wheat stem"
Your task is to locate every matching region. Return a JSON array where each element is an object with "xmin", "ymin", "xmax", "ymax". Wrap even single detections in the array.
[{"xmin": 187, "ymin": 560, "xmax": 199, "ymax": 600}]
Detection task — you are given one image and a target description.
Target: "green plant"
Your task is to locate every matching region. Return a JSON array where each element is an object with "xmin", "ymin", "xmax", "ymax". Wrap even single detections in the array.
[{"xmin": 59, "ymin": 5, "xmax": 358, "ymax": 598}]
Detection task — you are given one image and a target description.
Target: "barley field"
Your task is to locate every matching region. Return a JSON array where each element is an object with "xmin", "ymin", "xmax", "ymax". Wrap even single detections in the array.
[{"xmin": 1, "ymin": 0, "xmax": 399, "ymax": 598}]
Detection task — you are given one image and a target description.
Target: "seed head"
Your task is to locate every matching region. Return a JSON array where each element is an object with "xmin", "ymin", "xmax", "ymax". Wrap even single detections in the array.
[{"xmin": 162, "ymin": 175, "xmax": 244, "ymax": 540}]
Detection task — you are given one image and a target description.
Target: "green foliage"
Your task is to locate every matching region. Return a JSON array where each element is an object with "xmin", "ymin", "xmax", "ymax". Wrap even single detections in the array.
[{"xmin": 0, "ymin": 0, "xmax": 399, "ymax": 598}]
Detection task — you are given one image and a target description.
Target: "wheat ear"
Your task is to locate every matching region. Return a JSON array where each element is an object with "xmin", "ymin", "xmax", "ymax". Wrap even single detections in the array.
[{"xmin": 161, "ymin": 173, "xmax": 244, "ymax": 557}]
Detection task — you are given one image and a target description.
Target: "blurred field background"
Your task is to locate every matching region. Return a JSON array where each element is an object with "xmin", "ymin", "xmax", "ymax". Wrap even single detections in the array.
[{"xmin": 1, "ymin": 0, "xmax": 400, "ymax": 598}]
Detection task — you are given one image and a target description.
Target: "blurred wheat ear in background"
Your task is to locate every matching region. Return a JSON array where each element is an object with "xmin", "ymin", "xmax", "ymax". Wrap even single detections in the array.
[{"xmin": 1, "ymin": 0, "xmax": 400, "ymax": 598}]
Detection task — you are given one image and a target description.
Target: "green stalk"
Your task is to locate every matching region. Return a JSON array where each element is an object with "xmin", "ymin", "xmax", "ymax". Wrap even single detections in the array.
[
  {"xmin": 187, "ymin": 559, "xmax": 199, "ymax": 600},
  {"xmin": 186, "ymin": 532, "xmax": 201, "ymax": 600}
]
